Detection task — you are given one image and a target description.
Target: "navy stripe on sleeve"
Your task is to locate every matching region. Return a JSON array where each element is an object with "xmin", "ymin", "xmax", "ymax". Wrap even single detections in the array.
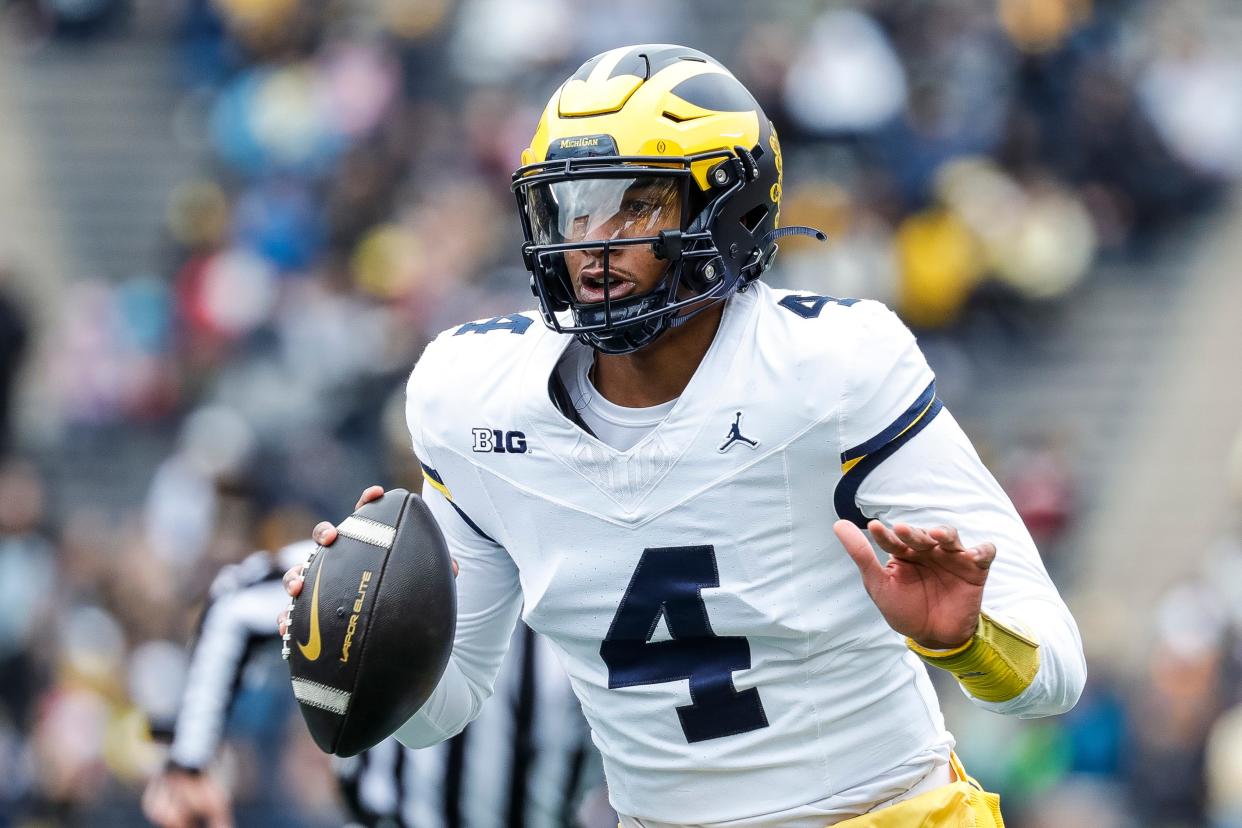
[
  {"xmin": 841, "ymin": 380, "xmax": 937, "ymax": 464},
  {"xmin": 420, "ymin": 461, "xmax": 498, "ymax": 544},
  {"xmin": 834, "ymin": 393, "xmax": 944, "ymax": 528}
]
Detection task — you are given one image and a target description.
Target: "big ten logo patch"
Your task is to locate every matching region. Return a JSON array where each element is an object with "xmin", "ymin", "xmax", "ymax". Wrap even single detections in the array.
[{"xmin": 472, "ymin": 429, "xmax": 528, "ymax": 454}]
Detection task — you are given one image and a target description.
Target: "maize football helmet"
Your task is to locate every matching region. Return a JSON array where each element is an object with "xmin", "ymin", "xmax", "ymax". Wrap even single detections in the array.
[{"xmin": 513, "ymin": 44, "xmax": 819, "ymax": 354}]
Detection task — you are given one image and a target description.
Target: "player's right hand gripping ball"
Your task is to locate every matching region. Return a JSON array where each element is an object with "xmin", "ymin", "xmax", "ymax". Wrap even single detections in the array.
[{"xmin": 284, "ymin": 489, "xmax": 456, "ymax": 756}]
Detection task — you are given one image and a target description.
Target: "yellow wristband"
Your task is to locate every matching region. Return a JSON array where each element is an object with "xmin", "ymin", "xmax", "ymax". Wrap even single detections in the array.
[{"xmin": 907, "ymin": 612, "xmax": 1040, "ymax": 703}]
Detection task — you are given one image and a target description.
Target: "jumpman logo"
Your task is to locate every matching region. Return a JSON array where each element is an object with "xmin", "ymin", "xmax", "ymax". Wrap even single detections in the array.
[{"xmin": 718, "ymin": 411, "xmax": 759, "ymax": 452}]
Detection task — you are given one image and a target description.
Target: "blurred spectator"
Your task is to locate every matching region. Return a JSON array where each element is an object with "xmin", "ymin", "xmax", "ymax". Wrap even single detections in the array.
[
  {"xmin": 996, "ymin": 0, "xmax": 1092, "ymax": 55},
  {"xmin": 142, "ymin": 405, "xmax": 259, "ymax": 577},
  {"xmin": 1208, "ymin": 701, "xmax": 1242, "ymax": 828},
  {"xmin": 0, "ymin": 267, "xmax": 30, "ymax": 457},
  {"xmin": 1229, "ymin": 423, "xmax": 1242, "ymax": 507},
  {"xmin": 997, "ymin": 437, "xmax": 1075, "ymax": 567},
  {"xmin": 1127, "ymin": 582, "xmax": 1232, "ymax": 825},
  {"xmin": 3, "ymin": 0, "xmax": 124, "ymax": 41},
  {"xmin": 1137, "ymin": 2, "xmax": 1242, "ymax": 181},
  {"xmin": 0, "ymin": 460, "xmax": 55, "ymax": 735},
  {"xmin": 782, "ymin": 9, "xmax": 907, "ymax": 136}
]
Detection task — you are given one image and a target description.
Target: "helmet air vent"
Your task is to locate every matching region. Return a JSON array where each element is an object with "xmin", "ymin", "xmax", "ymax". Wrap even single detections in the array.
[{"xmin": 739, "ymin": 204, "xmax": 769, "ymax": 234}]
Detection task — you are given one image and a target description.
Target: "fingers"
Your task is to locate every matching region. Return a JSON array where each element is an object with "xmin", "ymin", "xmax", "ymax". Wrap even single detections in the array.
[
  {"xmin": 927, "ymin": 524, "xmax": 969, "ymax": 554},
  {"xmin": 896, "ymin": 523, "xmax": 993, "ymax": 567},
  {"xmin": 869, "ymin": 520, "xmax": 997, "ymax": 573},
  {"xmin": 282, "ymin": 563, "xmax": 306, "ymax": 597},
  {"xmin": 355, "ymin": 485, "xmax": 385, "ymax": 510},
  {"xmin": 200, "ymin": 786, "xmax": 234, "ymax": 828},
  {"xmin": 283, "ymin": 486, "xmax": 401, "ymax": 634},
  {"xmin": 141, "ymin": 781, "xmax": 157, "ymax": 822},
  {"xmin": 874, "ymin": 522, "xmax": 973, "ymax": 557},
  {"xmin": 312, "ymin": 520, "xmax": 337, "ymax": 547},
  {"xmin": 309, "ymin": 485, "xmax": 383, "ymax": 555},
  {"xmin": 143, "ymin": 776, "xmax": 191, "ymax": 828},
  {"xmin": 305, "ymin": 484, "xmax": 381, "ymax": 558},
  {"xmin": 968, "ymin": 541, "xmax": 996, "ymax": 570},
  {"xmin": 279, "ymin": 564, "xmax": 303, "ymax": 635},
  {"xmin": 891, "ymin": 523, "xmax": 939, "ymax": 551},
  {"xmin": 833, "ymin": 520, "xmax": 884, "ymax": 587},
  {"xmin": 142, "ymin": 776, "xmax": 175, "ymax": 826},
  {"xmin": 182, "ymin": 778, "xmax": 233, "ymax": 828},
  {"xmin": 867, "ymin": 521, "xmax": 914, "ymax": 558}
]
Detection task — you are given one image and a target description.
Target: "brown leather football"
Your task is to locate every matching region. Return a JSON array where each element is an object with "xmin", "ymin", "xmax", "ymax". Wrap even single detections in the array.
[{"xmin": 284, "ymin": 489, "xmax": 455, "ymax": 756}]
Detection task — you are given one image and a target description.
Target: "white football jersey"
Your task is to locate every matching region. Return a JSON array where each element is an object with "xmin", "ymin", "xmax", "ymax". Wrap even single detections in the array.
[{"xmin": 396, "ymin": 282, "xmax": 1085, "ymax": 826}]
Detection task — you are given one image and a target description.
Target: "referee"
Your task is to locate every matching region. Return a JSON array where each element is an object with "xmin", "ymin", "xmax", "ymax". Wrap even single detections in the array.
[{"xmin": 143, "ymin": 541, "xmax": 607, "ymax": 828}]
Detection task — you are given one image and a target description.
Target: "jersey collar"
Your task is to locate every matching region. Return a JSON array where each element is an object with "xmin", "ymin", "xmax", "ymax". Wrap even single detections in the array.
[{"xmin": 528, "ymin": 289, "xmax": 755, "ymax": 452}]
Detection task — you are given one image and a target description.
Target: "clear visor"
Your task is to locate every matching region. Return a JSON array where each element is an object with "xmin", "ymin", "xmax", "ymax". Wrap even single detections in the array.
[{"xmin": 526, "ymin": 176, "xmax": 682, "ymax": 246}]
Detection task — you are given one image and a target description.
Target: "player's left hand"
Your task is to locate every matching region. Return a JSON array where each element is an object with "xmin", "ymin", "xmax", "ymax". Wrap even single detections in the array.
[{"xmin": 833, "ymin": 520, "xmax": 996, "ymax": 650}]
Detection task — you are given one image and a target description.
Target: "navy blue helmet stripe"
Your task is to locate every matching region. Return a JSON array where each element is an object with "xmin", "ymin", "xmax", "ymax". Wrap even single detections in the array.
[
  {"xmin": 669, "ymin": 72, "xmax": 759, "ymax": 113},
  {"xmin": 569, "ymin": 55, "xmax": 600, "ymax": 82}
]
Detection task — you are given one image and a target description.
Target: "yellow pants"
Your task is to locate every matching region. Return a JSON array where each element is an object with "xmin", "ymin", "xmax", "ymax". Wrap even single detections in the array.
[
  {"xmin": 833, "ymin": 754, "xmax": 1004, "ymax": 828},
  {"xmin": 615, "ymin": 757, "xmax": 1003, "ymax": 828}
]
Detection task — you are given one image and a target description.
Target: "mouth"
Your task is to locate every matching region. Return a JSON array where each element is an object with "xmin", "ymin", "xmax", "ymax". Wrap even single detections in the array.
[{"xmin": 576, "ymin": 270, "xmax": 637, "ymax": 304}]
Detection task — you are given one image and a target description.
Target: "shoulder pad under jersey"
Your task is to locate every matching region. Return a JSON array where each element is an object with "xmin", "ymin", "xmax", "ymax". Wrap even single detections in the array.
[{"xmin": 407, "ymin": 310, "xmax": 555, "ymax": 452}]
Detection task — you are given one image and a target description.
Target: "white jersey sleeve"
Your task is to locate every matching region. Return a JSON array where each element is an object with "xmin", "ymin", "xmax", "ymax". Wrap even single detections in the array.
[
  {"xmin": 837, "ymin": 301, "xmax": 937, "ymax": 455},
  {"xmin": 395, "ymin": 339, "xmax": 524, "ymax": 748},
  {"xmin": 840, "ymin": 303, "xmax": 1086, "ymax": 718}
]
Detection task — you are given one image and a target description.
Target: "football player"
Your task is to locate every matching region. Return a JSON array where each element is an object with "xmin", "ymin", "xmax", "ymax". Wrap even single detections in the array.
[{"xmin": 281, "ymin": 45, "xmax": 1085, "ymax": 827}]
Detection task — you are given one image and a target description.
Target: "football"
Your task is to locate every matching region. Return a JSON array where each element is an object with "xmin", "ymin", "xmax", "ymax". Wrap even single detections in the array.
[{"xmin": 283, "ymin": 489, "xmax": 456, "ymax": 756}]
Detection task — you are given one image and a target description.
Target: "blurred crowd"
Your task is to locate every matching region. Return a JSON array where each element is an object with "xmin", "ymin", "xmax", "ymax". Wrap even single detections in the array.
[{"xmin": 3, "ymin": 0, "xmax": 1242, "ymax": 825}]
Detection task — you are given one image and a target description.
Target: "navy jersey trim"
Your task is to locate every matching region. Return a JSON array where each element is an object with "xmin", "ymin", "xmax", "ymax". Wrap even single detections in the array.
[
  {"xmin": 834, "ymin": 387, "xmax": 944, "ymax": 529},
  {"xmin": 548, "ymin": 369, "xmax": 597, "ymax": 437},
  {"xmin": 421, "ymin": 462, "xmax": 498, "ymax": 544},
  {"xmin": 841, "ymin": 380, "xmax": 937, "ymax": 464}
]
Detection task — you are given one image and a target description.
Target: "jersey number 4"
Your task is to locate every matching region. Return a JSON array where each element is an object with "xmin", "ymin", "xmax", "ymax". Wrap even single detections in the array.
[
  {"xmin": 778, "ymin": 293, "xmax": 859, "ymax": 318},
  {"xmin": 600, "ymin": 545, "xmax": 769, "ymax": 743}
]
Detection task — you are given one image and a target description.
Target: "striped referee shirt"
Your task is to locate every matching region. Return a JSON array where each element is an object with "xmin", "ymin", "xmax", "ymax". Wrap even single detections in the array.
[{"xmin": 169, "ymin": 541, "xmax": 604, "ymax": 827}]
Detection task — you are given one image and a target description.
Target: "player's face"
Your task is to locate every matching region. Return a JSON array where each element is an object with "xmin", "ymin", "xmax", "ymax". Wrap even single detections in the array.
[{"xmin": 529, "ymin": 177, "xmax": 682, "ymax": 305}]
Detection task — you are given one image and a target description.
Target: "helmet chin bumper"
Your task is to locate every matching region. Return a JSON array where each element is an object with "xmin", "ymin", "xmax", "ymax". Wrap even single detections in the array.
[
  {"xmin": 526, "ymin": 245, "xmax": 687, "ymax": 355},
  {"xmin": 574, "ymin": 292, "xmax": 675, "ymax": 355}
]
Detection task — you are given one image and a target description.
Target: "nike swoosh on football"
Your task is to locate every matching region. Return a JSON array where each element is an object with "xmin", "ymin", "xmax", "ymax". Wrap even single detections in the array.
[{"xmin": 297, "ymin": 566, "xmax": 324, "ymax": 661}]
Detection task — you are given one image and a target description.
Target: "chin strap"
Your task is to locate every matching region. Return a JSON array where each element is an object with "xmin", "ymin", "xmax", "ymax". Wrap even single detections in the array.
[
  {"xmin": 748, "ymin": 225, "xmax": 827, "ymax": 283},
  {"xmin": 761, "ymin": 225, "xmax": 827, "ymax": 245}
]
